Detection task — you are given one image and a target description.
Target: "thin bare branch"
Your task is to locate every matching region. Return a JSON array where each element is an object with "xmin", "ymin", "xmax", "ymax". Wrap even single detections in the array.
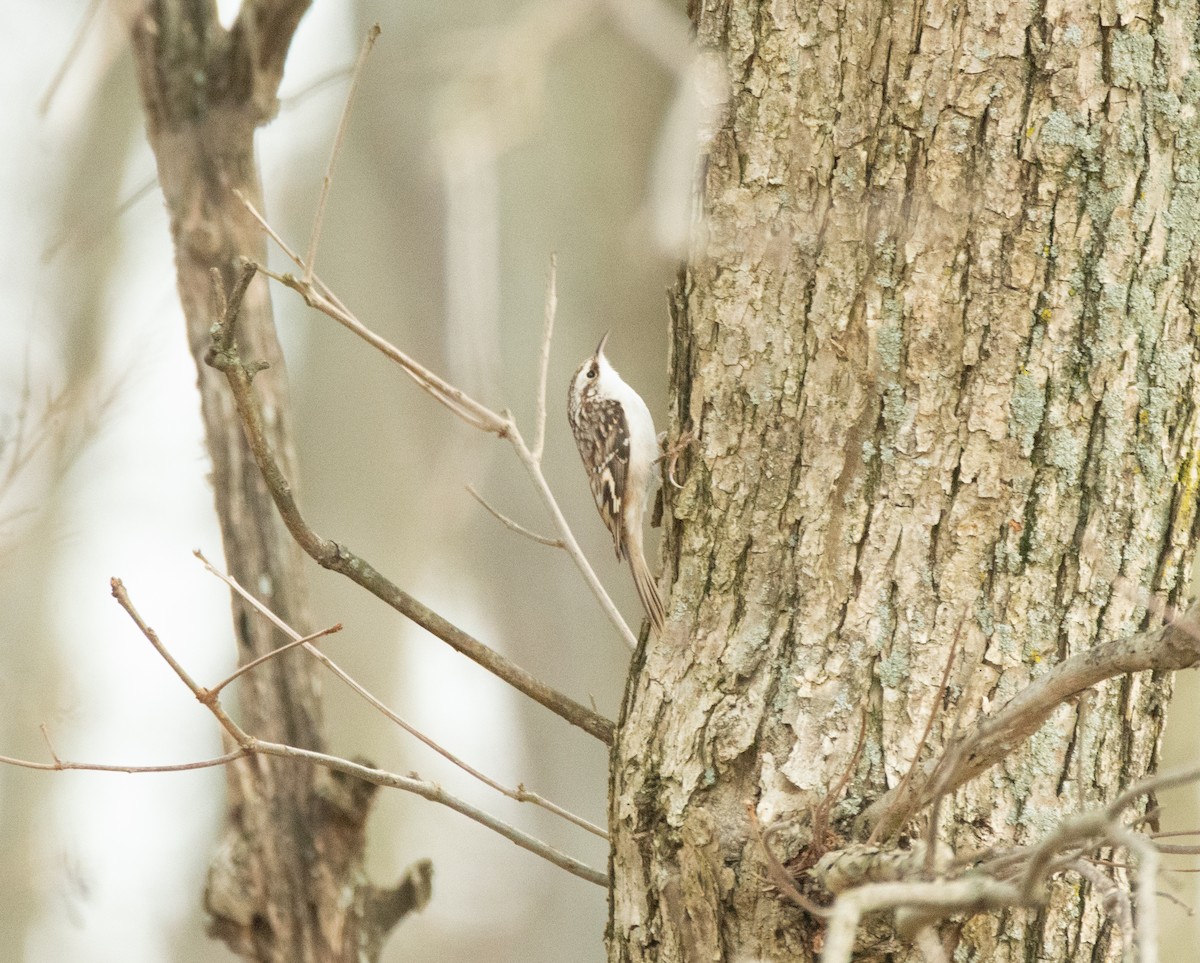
[
  {"xmin": 237, "ymin": 190, "xmax": 507, "ymax": 434},
  {"xmin": 913, "ymin": 926, "xmax": 948, "ymax": 963},
  {"xmin": 1068, "ymin": 858, "xmax": 1134, "ymax": 958},
  {"xmin": 1153, "ymin": 843, "xmax": 1200, "ymax": 857},
  {"xmin": 869, "ymin": 617, "xmax": 962, "ymax": 848},
  {"xmin": 509, "ymin": 432, "xmax": 639, "ymax": 648},
  {"xmin": 797, "ymin": 707, "xmax": 869, "ymax": 876},
  {"xmin": 2, "ymin": 730, "xmax": 606, "ymax": 886},
  {"xmin": 300, "ymin": 278, "xmax": 506, "ymax": 432},
  {"xmin": 197, "ymin": 550, "xmax": 607, "ymax": 839},
  {"xmin": 1106, "ymin": 763, "xmax": 1200, "ymax": 821},
  {"xmin": 38, "ymin": 724, "xmax": 62, "ymax": 766},
  {"xmin": 251, "ymin": 739, "xmax": 606, "ymax": 885},
  {"xmin": 532, "ymin": 253, "xmax": 557, "ymax": 463},
  {"xmin": 103, "ymin": 574, "xmax": 608, "ymax": 884},
  {"xmin": 0, "ymin": 748, "xmax": 248, "ymax": 774},
  {"xmin": 238, "ymin": 194, "xmax": 641, "ymax": 649},
  {"xmin": 859, "ymin": 605, "xmax": 1200, "ymax": 838},
  {"xmin": 39, "ymin": 0, "xmax": 104, "ymax": 116},
  {"xmin": 820, "ymin": 877, "xmax": 1026, "ymax": 963},
  {"xmin": 304, "ymin": 23, "xmax": 380, "ymax": 284},
  {"xmin": 208, "ymin": 623, "xmax": 344, "ymax": 698},
  {"xmin": 110, "ymin": 578, "xmax": 252, "ymax": 748},
  {"xmin": 112, "ymin": 579, "xmax": 205, "ymax": 697},
  {"xmin": 1151, "ymin": 829, "xmax": 1200, "ymax": 841},
  {"xmin": 747, "ymin": 802, "xmax": 830, "ymax": 917},
  {"xmin": 202, "ymin": 270, "xmax": 614, "ymax": 743},
  {"xmin": 235, "ymin": 190, "xmax": 306, "ymax": 265},
  {"xmin": 466, "ymin": 484, "xmax": 563, "ymax": 547},
  {"xmin": 277, "ymin": 270, "xmax": 503, "ymax": 431},
  {"xmin": 812, "ymin": 757, "xmax": 1200, "ymax": 960},
  {"xmin": 1114, "ymin": 826, "xmax": 1159, "ymax": 963}
]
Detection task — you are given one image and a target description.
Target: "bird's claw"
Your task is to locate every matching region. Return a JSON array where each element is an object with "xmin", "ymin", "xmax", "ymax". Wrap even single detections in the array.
[{"xmin": 660, "ymin": 428, "xmax": 696, "ymax": 490}]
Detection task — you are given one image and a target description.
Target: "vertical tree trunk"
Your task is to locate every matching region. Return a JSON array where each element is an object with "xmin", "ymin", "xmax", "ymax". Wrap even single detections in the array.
[
  {"xmin": 611, "ymin": 1, "xmax": 1200, "ymax": 960},
  {"xmin": 127, "ymin": 3, "xmax": 421, "ymax": 959}
]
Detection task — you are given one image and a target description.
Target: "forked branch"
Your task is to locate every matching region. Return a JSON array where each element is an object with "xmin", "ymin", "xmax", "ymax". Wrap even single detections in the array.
[
  {"xmin": 236, "ymin": 192, "xmax": 641, "ymax": 649},
  {"xmin": 206, "ymin": 261, "xmax": 614, "ymax": 744},
  {"xmin": 196, "ymin": 550, "xmax": 606, "ymax": 839},
  {"xmin": 101, "ymin": 577, "xmax": 607, "ymax": 885},
  {"xmin": 859, "ymin": 605, "xmax": 1200, "ymax": 839},
  {"xmin": 815, "ymin": 763, "xmax": 1200, "ymax": 963}
]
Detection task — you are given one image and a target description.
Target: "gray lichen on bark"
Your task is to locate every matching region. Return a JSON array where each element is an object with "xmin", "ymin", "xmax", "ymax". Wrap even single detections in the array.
[{"xmin": 611, "ymin": 0, "xmax": 1200, "ymax": 960}]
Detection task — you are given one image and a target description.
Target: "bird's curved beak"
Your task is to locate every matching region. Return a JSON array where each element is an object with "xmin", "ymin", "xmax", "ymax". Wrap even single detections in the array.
[{"xmin": 595, "ymin": 331, "xmax": 611, "ymax": 357}]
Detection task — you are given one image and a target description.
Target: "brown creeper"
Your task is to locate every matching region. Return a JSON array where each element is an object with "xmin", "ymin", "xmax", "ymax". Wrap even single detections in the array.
[{"xmin": 568, "ymin": 333, "xmax": 666, "ymax": 635}]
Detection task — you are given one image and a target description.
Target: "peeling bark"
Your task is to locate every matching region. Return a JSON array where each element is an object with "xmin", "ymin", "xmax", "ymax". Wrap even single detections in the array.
[{"xmin": 611, "ymin": 1, "xmax": 1200, "ymax": 959}]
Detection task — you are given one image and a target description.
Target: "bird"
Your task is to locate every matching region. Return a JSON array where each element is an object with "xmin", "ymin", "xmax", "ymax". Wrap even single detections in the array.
[{"xmin": 567, "ymin": 332, "xmax": 666, "ymax": 635}]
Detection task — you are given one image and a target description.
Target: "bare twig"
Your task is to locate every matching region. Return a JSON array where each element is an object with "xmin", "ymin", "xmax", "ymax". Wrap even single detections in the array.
[
  {"xmin": 860, "ymin": 605, "xmax": 1200, "ymax": 838},
  {"xmin": 869, "ymin": 620, "xmax": 961, "ymax": 849},
  {"xmin": 913, "ymin": 925, "xmax": 948, "ymax": 963},
  {"xmin": 203, "ymin": 268, "xmax": 614, "ymax": 742},
  {"xmin": 1151, "ymin": 828, "xmax": 1200, "ymax": 841},
  {"xmin": 747, "ymin": 802, "xmax": 830, "ymax": 917},
  {"xmin": 39, "ymin": 0, "xmax": 104, "ymax": 116},
  {"xmin": 234, "ymin": 190, "xmax": 305, "ymax": 264},
  {"xmin": 532, "ymin": 253, "xmax": 557, "ymax": 463},
  {"xmin": 232, "ymin": 201, "xmax": 644, "ymax": 647},
  {"xmin": 804, "ymin": 707, "xmax": 869, "ymax": 865},
  {"xmin": 821, "ymin": 763, "xmax": 1200, "ymax": 963},
  {"xmin": 509, "ymin": 431, "xmax": 639, "ymax": 649},
  {"xmin": 103, "ymin": 575, "xmax": 608, "ymax": 885},
  {"xmin": 1108, "ymin": 764, "xmax": 1200, "ymax": 816},
  {"xmin": 0, "ymin": 748, "xmax": 248, "ymax": 774},
  {"xmin": 207, "ymin": 622, "xmax": 343, "ymax": 698},
  {"xmin": 250, "ymin": 740, "xmax": 606, "ymax": 885},
  {"xmin": 111, "ymin": 578, "xmax": 249, "ymax": 747},
  {"xmin": 304, "ymin": 23, "xmax": 380, "ymax": 284},
  {"xmin": 466, "ymin": 484, "xmax": 563, "ymax": 548},
  {"xmin": 1114, "ymin": 826, "xmax": 1159, "ymax": 963},
  {"xmin": 38, "ymin": 724, "xmax": 62, "ymax": 766},
  {"xmin": 1151, "ymin": 837, "xmax": 1200, "ymax": 855},
  {"xmin": 1156, "ymin": 887, "xmax": 1194, "ymax": 907},
  {"xmin": 234, "ymin": 197, "xmax": 506, "ymax": 433},
  {"xmin": 1068, "ymin": 858, "xmax": 1134, "ymax": 958},
  {"xmin": 197, "ymin": 550, "xmax": 607, "ymax": 839},
  {"xmin": 821, "ymin": 877, "xmax": 1026, "ymax": 963}
]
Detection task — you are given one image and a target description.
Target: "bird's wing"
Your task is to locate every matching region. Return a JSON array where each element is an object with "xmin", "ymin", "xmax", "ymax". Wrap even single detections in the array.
[{"xmin": 572, "ymin": 398, "xmax": 630, "ymax": 560}]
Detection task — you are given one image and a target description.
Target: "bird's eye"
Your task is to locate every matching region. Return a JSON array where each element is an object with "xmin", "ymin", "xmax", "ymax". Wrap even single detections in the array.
[{"xmin": 587, "ymin": 365, "xmax": 597, "ymax": 379}]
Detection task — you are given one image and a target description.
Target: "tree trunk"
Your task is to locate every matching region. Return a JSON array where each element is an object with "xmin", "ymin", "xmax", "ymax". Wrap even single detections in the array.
[
  {"xmin": 611, "ymin": 1, "xmax": 1200, "ymax": 960},
  {"xmin": 127, "ymin": 3, "xmax": 423, "ymax": 959}
]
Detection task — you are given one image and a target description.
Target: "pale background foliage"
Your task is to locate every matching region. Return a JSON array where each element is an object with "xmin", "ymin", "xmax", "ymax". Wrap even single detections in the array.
[{"xmin": 0, "ymin": 2, "xmax": 1196, "ymax": 962}]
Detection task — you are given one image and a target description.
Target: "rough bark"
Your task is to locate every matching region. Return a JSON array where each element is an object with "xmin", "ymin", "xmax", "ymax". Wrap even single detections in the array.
[
  {"xmin": 126, "ymin": 3, "xmax": 425, "ymax": 959},
  {"xmin": 611, "ymin": 1, "xmax": 1200, "ymax": 960}
]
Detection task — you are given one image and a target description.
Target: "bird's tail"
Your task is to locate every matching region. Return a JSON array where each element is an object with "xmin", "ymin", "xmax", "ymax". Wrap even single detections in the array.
[{"xmin": 629, "ymin": 538, "xmax": 666, "ymax": 636}]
